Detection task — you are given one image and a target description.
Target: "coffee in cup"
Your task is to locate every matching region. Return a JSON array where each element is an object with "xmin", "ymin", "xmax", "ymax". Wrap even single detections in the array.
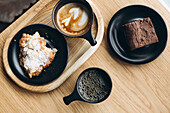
[
  {"xmin": 56, "ymin": 3, "xmax": 91, "ymax": 36},
  {"xmin": 52, "ymin": 0, "xmax": 97, "ymax": 46}
]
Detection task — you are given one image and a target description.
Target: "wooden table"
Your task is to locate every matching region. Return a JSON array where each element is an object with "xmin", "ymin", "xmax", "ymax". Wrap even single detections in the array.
[{"xmin": 0, "ymin": 0, "xmax": 169, "ymax": 112}]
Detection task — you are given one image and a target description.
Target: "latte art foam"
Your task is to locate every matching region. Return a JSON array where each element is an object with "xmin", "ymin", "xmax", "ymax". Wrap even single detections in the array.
[{"xmin": 57, "ymin": 3, "xmax": 90, "ymax": 35}]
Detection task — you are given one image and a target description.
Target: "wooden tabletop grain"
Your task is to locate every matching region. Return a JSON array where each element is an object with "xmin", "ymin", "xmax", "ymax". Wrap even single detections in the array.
[{"xmin": 0, "ymin": 0, "xmax": 169, "ymax": 112}]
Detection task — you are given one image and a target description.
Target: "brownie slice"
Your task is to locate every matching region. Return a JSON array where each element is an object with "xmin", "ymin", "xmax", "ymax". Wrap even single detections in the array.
[{"xmin": 122, "ymin": 17, "xmax": 159, "ymax": 51}]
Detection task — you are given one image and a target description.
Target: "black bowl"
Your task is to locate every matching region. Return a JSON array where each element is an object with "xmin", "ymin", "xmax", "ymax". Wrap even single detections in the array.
[
  {"xmin": 52, "ymin": 0, "xmax": 97, "ymax": 46},
  {"xmin": 63, "ymin": 67, "xmax": 112, "ymax": 105},
  {"xmin": 8, "ymin": 24, "xmax": 69, "ymax": 85},
  {"xmin": 107, "ymin": 5, "xmax": 168, "ymax": 64}
]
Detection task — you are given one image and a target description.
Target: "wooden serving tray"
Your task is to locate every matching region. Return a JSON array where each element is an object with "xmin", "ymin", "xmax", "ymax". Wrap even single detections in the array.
[{"xmin": 2, "ymin": 0, "xmax": 104, "ymax": 92}]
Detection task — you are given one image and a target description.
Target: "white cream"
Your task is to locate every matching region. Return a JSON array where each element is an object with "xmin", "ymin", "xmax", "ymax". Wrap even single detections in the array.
[
  {"xmin": 78, "ymin": 11, "xmax": 88, "ymax": 26},
  {"xmin": 62, "ymin": 7, "xmax": 80, "ymax": 26},
  {"xmin": 62, "ymin": 16, "xmax": 72, "ymax": 26},
  {"xmin": 69, "ymin": 8, "xmax": 79, "ymax": 20},
  {"xmin": 21, "ymin": 32, "xmax": 57, "ymax": 74}
]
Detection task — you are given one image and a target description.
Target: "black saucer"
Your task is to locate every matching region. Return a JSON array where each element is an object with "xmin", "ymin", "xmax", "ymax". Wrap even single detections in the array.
[
  {"xmin": 8, "ymin": 24, "xmax": 69, "ymax": 85},
  {"xmin": 107, "ymin": 5, "xmax": 168, "ymax": 64}
]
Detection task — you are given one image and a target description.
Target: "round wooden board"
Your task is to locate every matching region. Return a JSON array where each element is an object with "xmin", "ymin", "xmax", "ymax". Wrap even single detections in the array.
[{"xmin": 3, "ymin": 0, "xmax": 104, "ymax": 92}]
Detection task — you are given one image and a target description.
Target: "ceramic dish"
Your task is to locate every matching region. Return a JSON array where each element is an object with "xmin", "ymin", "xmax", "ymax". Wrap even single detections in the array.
[
  {"xmin": 52, "ymin": 0, "xmax": 97, "ymax": 46},
  {"xmin": 8, "ymin": 24, "xmax": 69, "ymax": 85},
  {"xmin": 63, "ymin": 67, "xmax": 112, "ymax": 105},
  {"xmin": 107, "ymin": 5, "xmax": 168, "ymax": 64}
]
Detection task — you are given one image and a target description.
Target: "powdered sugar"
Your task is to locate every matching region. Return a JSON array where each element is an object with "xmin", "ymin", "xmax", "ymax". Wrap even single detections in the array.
[{"xmin": 20, "ymin": 32, "xmax": 57, "ymax": 78}]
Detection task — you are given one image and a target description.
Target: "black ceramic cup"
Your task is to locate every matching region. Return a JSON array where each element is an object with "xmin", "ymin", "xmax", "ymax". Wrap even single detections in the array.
[
  {"xmin": 63, "ymin": 67, "xmax": 112, "ymax": 105},
  {"xmin": 52, "ymin": 0, "xmax": 97, "ymax": 46}
]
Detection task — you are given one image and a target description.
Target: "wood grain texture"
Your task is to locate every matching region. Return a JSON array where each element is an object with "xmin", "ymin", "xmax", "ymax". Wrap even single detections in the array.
[
  {"xmin": 0, "ymin": 0, "xmax": 169, "ymax": 112},
  {"xmin": 2, "ymin": 0, "xmax": 104, "ymax": 92}
]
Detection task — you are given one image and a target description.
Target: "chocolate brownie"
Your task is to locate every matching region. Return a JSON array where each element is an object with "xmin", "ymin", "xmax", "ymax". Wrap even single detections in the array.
[{"xmin": 123, "ymin": 17, "xmax": 159, "ymax": 51}]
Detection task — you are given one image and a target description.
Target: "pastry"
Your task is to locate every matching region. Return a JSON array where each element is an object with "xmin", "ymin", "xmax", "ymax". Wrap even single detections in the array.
[
  {"xmin": 19, "ymin": 32, "xmax": 57, "ymax": 78},
  {"xmin": 122, "ymin": 17, "xmax": 159, "ymax": 51}
]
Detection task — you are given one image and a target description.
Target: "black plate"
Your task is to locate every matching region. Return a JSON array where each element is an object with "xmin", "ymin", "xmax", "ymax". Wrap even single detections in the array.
[
  {"xmin": 107, "ymin": 5, "xmax": 168, "ymax": 64},
  {"xmin": 8, "ymin": 24, "xmax": 69, "ymax": 85}
]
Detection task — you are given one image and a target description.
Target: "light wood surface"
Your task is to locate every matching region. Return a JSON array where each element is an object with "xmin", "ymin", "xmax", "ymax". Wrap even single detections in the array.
[
  {"xmin": 0, "ymin": 0, "xmax": 169, "ymax": 112},
  {"xmin": 2, "ymin": 0, "xmax": 104, "ymax": 92}
]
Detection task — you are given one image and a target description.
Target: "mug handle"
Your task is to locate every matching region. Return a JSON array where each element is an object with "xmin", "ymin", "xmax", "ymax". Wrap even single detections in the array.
[
  {"xmin": 82, "ymin": 27, "xmax": 97, "ymax": 46},
  {"xmin": 63, "ymin": 90, "xmax": 81, "ymax": 105}
]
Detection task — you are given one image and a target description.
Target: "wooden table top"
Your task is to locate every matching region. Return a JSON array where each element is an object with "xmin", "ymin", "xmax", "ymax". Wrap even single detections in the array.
[{"xmin": 0, "ymin": 0, "xmax": 169, "ymax": 112}]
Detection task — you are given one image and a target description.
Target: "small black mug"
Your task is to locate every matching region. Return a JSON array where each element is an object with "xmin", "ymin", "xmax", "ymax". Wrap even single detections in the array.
[
  {"xmin": 63, "ymin": 67, "xmax": 112, "ymax": 105},
  {"xmin": 52, "ymin": 0, "xmax": 97, "ymax": 46}
]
